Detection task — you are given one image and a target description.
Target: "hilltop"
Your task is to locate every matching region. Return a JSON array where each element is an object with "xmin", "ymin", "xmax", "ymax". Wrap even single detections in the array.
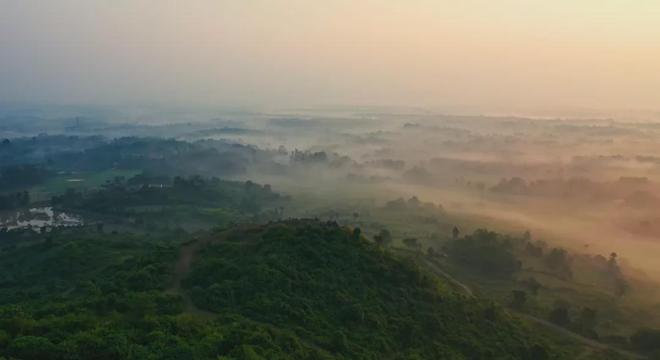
[
  {"xmin": 0, "ymin": 219, "xmax": 573, "ymax": 359},
  {"xmin": 181, "ymin": 219, "xmax": 563, "ymax": 359}
]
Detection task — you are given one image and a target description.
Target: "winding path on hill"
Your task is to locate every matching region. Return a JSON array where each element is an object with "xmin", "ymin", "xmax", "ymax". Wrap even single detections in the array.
[
  {"xmin": 421, "ymin": 259, "xmax": 645, "ymax": 360},
  {"xmin": 424, "ymin": 259, "xmax": 475, "ymax": 298},
  {"xmin": 167, "ymin": 234, "xmax": 218, "ymax": 317},
  {"xmin": 167, "ymin": 236, "xmax": 644, "ymax": 359},
  {"xmin": 166, "ymin": 227, "xmax": 335, "ymax": 356}
]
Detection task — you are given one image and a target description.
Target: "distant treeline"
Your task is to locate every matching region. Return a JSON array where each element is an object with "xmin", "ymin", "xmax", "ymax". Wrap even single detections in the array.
[
  {"xmin": 0, "ymin": 164, "xmax": 51, "ymax": 191},
  {"xmin": 0, "ymin": 191, "xmax": 30, "ymax": 211},
  {"xmin": 0, "ymin": 135, "xmax": 272, "ymax": 178},
  {"xmin": 52, "ymin": 174, "xmax": 282, "ymax": 214}
]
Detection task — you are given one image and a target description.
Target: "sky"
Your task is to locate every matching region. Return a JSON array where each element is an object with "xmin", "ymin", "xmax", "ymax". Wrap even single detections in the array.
[{"xmin": 1, "ymin": 0, "xmax": 659, "ymax": 111}]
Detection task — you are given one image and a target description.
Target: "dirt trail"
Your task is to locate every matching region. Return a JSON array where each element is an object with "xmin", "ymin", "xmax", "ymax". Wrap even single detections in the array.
[
  {"xmin": 170, "ymin": 239, "xmax": 204, "ymax": 293},
  {"xmin": 421, "ymin": 258, "xmax": 645, "ymax": 359},
  {"xmin": 425, "ymin": 260, "xmax": 475, "ymax": 298},
  {"xmin": 521, "ymin": 314, "xmax": 644, "ymax": 359},
  {"xmin": 166, "ymin": 235, "xmax": 645, "ymax": 358},
  {"xmin": 167, "ymin": 235, "xmax": 218, "ymax": 317}
]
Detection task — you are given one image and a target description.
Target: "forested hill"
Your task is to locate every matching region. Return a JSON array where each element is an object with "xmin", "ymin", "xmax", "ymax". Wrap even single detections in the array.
[
  {"xmin": 182, "ymin": 220, "xmax": 564, "ymax": 359},
  {"xmin": 0, "ymin": 220, "xmax": 567, "ymax": 359}
]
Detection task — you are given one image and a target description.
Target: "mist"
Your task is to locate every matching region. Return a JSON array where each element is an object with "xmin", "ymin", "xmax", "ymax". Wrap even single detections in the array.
[
  {"xmin": 6, "ymin": 106, "xmax": 660, "ymax": 278},
  {"xmin": 4, "ymin": 1, "xmax": 660, "ymax": 357}
]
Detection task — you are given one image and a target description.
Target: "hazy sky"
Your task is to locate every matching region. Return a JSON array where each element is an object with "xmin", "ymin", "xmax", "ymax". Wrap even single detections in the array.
[{"xmin": 1, "ymin": 1, "xmax": 659, "ymax": 111}]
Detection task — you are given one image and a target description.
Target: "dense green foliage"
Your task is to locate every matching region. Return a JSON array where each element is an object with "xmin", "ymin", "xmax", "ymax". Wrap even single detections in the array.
[
  {"xmin": 0, "ymin": 220, "xmax": 569, "ymax": 359},
  {"xmin": 53, "ymin": 175, "xmax": 280, "ymax": 213},
  {"xmin": 630, "ymin": 327, "xmax": 660, "ymax": 357},
  {"xmin": 51, "ymin": 175, "xmax": 286, "ymax": 230},
  {"xmin": 0, "ymin": 165, "xmax": 50, "ymax": 191},
  {"xmin": 0, "ymin": 228, "xmax": 186, "ymax": 359},
  {"xmin": 184, "ymin": 220, "xmax": 561, "ymax": 359},
  {"xmin": 0, "ymin": 123, "xmax": 652, "ymax": 359},
  {"xmin": 445, "ymin": 229, "xmax": 522, "ymax": 277},
  {"xmin": 0, "ymin": 135, "xmax": 277, "ymax": 180},
  {"xmin": 0, "ymin": 191, "xmax": 29, "ymax": 211}
]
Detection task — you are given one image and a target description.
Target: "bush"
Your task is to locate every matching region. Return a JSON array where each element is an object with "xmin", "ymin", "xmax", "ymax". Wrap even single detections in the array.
[{"xmin": 631, "ymin": 327, "xmax": 660, "ymax": 354}]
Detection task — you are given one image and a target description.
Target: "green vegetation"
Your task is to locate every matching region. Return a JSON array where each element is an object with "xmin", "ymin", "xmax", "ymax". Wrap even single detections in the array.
[
  {"xmin": 50, "ymin": 175, "xmax": 287, "ymax": 231},
  {"xmin": 0, "ymin": 191, "xmax": 29, "ymax": 211},
  {"xmin": 444, "ymin": 229, "xmax": 521, "ymax": 277},
  {"xmin": 630, "ymin": 328, "xmax": 660, "ymax": 357},
  {"xmin": 0, "ymin": 227, "xmax": 184, "ymax": 360},
  {"xmin": 1, "ymin": 133, "xmax": 658, "ymax": 359},
  {"xmin": 184, "ymin": 220, "xmax": 564, "ymax": 359},
  {"xmin": 416, "ymin": 225, "xmax": 655, "ymax": 357},
  {"xmin": 260, "ymin": 187, "xmax": 656, "ymax": 358},
  {"xmin": 0, "ymin": 165, "xmax": 51, "ymax": 191},
  {"xmin": 29, "ymin": 169, "xmax": 141, "ymax": 201},
  {"xmin": 0, "ymin": 220, "xmax": 573, "ymax": 359}
]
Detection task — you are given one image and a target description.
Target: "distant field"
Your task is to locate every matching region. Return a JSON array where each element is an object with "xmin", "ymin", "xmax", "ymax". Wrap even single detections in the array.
[{"xmin": 30, "ymin": 169, "xmax": 140, "ymax": 201}]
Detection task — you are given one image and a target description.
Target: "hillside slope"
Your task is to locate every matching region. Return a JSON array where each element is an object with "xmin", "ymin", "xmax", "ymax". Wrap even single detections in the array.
[
  {"xmin": 183, "ymin": 220, "xmax": 566, "ymax": 359},
  {"xmin": 0, "ymin": 220, "xmax": 572, "ymax": 359}
]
